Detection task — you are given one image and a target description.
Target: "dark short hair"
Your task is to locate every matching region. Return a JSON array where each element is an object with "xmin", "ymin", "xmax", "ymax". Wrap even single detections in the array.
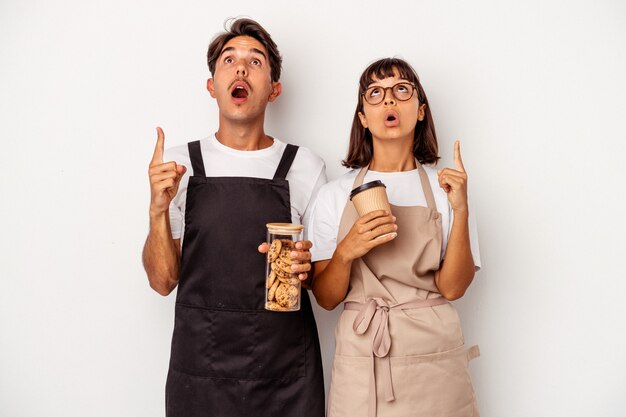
[
  {"xmin": 342, "ymin": 58, "xmax": 439, "ymax": 168},
  {"xmin": 207, "ymin": 18, "xmax": 282, "ymax": 82}
]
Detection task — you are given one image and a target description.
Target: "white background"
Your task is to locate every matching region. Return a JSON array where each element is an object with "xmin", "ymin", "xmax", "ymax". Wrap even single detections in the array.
[{"xmin": 1, "ymin": 0, "xmax": 625, "ymax": 416}]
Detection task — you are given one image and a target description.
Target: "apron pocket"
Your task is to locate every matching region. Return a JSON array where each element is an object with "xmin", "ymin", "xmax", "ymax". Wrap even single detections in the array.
[
  {"xmin": 170, "ymin": 303, "xmax": 255, "ymax": 379},
  {"xmin": 389, "ymin": 344, "xmax": 480, "ymax": 417},
  {"xmin": 251, "ymin": 310, "xmax": 306, "ymax": 380},
  {"xmin": 328, "ymin": 355, "xmax": 370, "ymax": 417}
]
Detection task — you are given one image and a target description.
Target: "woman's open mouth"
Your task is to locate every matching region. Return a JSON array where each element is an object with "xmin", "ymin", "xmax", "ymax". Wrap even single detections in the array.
[{"xmin": 384, "ymin": 111, "xmax": 399, "ymax": 127}]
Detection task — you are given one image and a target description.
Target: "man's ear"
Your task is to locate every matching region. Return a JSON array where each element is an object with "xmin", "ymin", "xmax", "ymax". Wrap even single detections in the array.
[
  {"xmin": 358, "ymin": 111, "xmax": 368, "ymax": 128},
  {"xmin": 417, "ymin": 103, "xmax": 426, "ymax": 121},
  {"xmin": 268, "ymin": 82, "xmax": 282, "ymax": 102},
  {"xmin": 207, "ymin": 78, "xmax": 216, "ymax": 98}
]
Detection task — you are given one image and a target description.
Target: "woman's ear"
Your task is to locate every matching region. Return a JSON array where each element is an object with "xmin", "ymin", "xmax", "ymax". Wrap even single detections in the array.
[
  {"xmin": 358, "ymin": 111, "xmax": 368, "ymax": 128},
  {"xmin": 417, "ymin": 103, "xmax": 426, "ymax": 121}
]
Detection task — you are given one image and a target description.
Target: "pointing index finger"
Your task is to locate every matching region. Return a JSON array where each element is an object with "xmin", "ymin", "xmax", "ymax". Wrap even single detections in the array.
[
  {"xmin": 454, "ymin": 140, "xmax": 465, "ymax": 172},
  {"xmin": 151, "ymin": 127, "xmax": 165, "ymax": 165}
]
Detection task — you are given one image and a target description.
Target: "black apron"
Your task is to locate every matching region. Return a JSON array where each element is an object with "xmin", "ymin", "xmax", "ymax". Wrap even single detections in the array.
[{"xmin": 165, "ymin": 141, "xmax": 325, "ymax": 417}]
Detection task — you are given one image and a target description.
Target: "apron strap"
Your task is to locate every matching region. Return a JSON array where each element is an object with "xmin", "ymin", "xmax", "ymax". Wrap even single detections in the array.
[
  {"xmin": 467, "ymin": 345, "xmax": 480, "ymax": 361},
  {"xmin": 188, "ymin": 140, "xmax": 206, "ymax": 177},
  {"xmin": 353, "ymin": 165, "xmax": 369, "ymax": 188},
  {"xmin": 352, "ymin": 161, "xmax": 438, "ymax": 211},
  {"xmin": 273, "ymin": 144, "xmax": 299, "ymax": 180},
  {"xmin": 416, "ymin": 163, "xmax": 437, "ymax": 211}
]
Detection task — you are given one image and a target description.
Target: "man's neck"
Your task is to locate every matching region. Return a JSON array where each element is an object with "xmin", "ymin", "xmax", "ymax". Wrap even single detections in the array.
[{"xmin": 214, "ymin": 117, "xmax": 273, "ymax": 151}]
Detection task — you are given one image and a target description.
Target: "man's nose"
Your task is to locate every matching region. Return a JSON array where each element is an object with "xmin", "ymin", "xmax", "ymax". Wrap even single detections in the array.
[{"xmin": 236, "ymin": 64, "xmax": 248, "ymax": 77}]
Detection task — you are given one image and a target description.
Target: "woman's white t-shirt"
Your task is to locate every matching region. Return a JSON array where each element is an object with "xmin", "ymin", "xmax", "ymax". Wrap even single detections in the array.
[
  {"xmin": 307, "ymin": 166, "xmax": 481, "ymax": 269},
  {"xmin": 165, "ymin": 135, "xmax": 327, "ymax": 241}
]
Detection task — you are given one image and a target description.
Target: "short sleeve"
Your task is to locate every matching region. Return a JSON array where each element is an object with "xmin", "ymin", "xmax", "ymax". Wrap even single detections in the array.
[
  {"xmin": 307, "ymin": 184, "xmax": 341, "ymax": 263},
  {"xmin": 301, "ymin": 164, "xmax": 328, "ymax": 240},
  {"xmin": 162, "ymin": 145, "xmax": 189, "ymax": 241},
  {"xmin": 169, "ymin": 200, "xmax": 184, "ymax": 240}
]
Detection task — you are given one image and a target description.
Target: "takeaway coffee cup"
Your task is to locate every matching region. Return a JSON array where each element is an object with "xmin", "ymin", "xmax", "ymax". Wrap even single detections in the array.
[{"xmin": 349, "ymin": 180, "xmax": 391, "ymax": 217}]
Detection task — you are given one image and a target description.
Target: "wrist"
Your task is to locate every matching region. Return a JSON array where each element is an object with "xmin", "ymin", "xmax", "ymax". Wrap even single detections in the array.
[
  {"xmin": 333, "ymin": 245, "xmax": 354, "ymax": 266},
  {"xmin": 149, "ymin": 208, "xmax": 169, "ymax": 223},
  {"xmin": 452, "ymin": 206, "xmax": 469, "ymax": 218}
]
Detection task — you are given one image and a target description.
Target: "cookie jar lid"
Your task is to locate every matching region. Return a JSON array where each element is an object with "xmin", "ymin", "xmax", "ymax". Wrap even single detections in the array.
[{"xmin": 266, "ymin": 223, "xmax": 304, "ymax": 234}]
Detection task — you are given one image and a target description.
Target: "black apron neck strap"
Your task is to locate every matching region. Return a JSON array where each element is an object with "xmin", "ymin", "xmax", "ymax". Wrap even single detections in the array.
[
  {"xmin": 273, "ymin": 144, "xmax": 299, "ymax": 180},
  {"xmin": 188, "ymin": 140, "xmax": 206, "ymax": 177}
]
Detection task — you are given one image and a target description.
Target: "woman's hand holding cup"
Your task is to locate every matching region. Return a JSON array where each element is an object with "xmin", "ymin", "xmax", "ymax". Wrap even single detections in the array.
[{"xmin": 335, "ymin": 210, "xmax": 397, "ymax": 263}]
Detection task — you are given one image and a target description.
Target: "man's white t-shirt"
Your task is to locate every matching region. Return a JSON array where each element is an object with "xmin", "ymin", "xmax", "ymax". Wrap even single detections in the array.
[
  {"xmin": 164, "ymin": 134, "xmax": 327, "ymax": 241},
  {"xmin": 307, "ymin": 166, "xmax": 481, "ymax": 269}
]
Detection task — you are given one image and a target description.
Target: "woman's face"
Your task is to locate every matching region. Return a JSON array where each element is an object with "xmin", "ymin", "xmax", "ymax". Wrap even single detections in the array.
[{"xmin": 358, "ymin": 69, "xmax": 425, "ymax": 142}]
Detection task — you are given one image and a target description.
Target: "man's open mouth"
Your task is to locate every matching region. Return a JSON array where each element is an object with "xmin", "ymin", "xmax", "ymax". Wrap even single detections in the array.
[{"xmin": 230, "ymin": 81, "xmax": 250, "ymax": 99}]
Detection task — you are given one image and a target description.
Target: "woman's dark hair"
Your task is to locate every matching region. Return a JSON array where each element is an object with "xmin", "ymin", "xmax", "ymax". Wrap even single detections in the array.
[
  {"xmin": 207, "ymin": 18, "xmax": 282, "ymax": 82},
  {"xmin": 342, "ymin": 58, "xmax": 439, "ymax": 168}
]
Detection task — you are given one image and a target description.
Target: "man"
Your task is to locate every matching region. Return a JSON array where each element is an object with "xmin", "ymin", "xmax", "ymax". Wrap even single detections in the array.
[{"xmin": 142, "ymin": 18, "xmax": 326, "ymax": 417}]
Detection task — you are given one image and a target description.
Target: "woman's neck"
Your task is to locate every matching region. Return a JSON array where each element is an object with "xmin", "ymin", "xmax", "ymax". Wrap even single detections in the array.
[{"xmin": 369, "ymin": 136, "xmax": 416, "ymax": 172}]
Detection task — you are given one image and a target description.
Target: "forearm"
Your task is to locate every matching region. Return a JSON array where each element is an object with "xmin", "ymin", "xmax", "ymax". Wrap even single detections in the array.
[
  {"xmin": 142, "ymin": 211, "xmax": 180, "ymax": 296},
  {"xmin": 311, "ymin": 210, "xmax": 396, "ymax": 309},
  {"xmin": 436, "ymin": 210, "xmax": 475, "ymax": 300},
  {"xmin": 311, "ymin": 251, "xmax": 353, "ymax": 310}
]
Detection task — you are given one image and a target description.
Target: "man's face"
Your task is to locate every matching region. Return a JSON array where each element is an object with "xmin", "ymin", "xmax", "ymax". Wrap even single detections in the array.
[{"xmin": 207, "ymin": 36, "xmax": 281, "ymax": 123}]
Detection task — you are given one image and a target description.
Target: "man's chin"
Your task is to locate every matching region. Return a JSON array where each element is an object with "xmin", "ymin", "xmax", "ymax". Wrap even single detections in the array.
[{"xmin": 221, "ymin": 110, "xmax": 265, "ymax": 124}]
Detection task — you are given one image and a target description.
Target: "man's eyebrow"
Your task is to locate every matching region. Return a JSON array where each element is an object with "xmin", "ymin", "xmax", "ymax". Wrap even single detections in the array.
[
  {"xmin": 219, "ymin": 46, "xmax": 235, "ymax": 56},
  {"xmin": 218, "ymin": 47, "xmax": 267, "ymax": 60},
  {"xmin": 250, "ymin": 48, "xmax": 267, "ymax": 59}
]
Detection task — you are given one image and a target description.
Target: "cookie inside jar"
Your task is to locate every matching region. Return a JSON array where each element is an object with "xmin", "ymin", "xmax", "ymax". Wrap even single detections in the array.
[{"xmin": 265, "ymin": 223, "xmax": 304, "ymax": 312}]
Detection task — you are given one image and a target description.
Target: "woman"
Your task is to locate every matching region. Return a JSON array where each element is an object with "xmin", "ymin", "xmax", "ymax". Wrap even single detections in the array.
[{"xmin": 308, "ymin": 58, "xmax": 482, "ymax": 417}]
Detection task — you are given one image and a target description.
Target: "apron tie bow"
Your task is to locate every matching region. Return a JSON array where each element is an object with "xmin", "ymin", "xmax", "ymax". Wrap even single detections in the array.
[
  {"xmin": 350, "ymin": 298, "xmax": 395, "ymax": 417},
  {"xmin": 345, "ymin": 296, "xmax": 449, "ymax": 417}
]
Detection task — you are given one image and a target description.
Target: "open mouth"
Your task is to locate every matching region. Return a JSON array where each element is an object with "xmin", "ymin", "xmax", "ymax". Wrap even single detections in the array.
[
  {"xmin": 384, "ymin": 111, "xmax": 399, "ymax": 126},
  {"xmin": 230, "ymin": 81, "xmax": 250, "ymax": 100}
]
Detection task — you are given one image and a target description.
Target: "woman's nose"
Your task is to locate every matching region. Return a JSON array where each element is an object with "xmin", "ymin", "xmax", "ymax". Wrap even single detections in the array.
[{"xmin": 383, "ymin": 89, "xmax": 396, "ymax": 105}]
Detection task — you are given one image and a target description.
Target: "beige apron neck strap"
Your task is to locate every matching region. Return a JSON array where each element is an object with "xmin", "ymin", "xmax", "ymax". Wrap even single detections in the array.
[
  {"xmin": 353, "ymin": 165, "xmax": 369, "ymax": 188},
  {"xmin": 354, "ymin": 161, "xmax": 436, "ymax": 211},
  {"xmin": 416, "ymin": 162, "xmax": 437, "ymax": 211}
]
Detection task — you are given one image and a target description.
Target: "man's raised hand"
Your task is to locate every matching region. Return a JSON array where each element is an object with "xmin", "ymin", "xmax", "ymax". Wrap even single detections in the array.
[{"xmin": 149, "ymin": 127, "xmax": 186, "ymax": 216}]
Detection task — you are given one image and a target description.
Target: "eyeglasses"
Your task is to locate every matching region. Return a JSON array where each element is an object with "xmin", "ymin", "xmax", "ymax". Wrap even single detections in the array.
[{"xmin": 362, "ymin": 82, "xmax": 418, "ymax": 105}]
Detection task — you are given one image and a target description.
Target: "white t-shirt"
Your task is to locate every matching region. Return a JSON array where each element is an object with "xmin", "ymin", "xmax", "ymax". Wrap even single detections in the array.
[
  {"xmin": 307, "ymin": 166, "xmax": 481, "ymax": 269},
  {"xmin": 165, "ymin": 134, "xmax": 327, "ymax": 241}
]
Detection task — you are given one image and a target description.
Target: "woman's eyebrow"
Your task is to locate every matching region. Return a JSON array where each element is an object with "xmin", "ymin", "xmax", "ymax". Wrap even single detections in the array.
[{"xmin": 367, "ymin": 79, "xmax": 411, "ymax": 87}]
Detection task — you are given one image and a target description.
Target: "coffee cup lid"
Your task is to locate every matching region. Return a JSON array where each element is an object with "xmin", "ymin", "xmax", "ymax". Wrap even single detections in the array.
[{"xmin": 349, "ymin": 180, "xmax": 386, "ymax": 200}]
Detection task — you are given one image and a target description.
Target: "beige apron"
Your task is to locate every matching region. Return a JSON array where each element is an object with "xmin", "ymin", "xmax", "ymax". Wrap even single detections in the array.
[{"xmin": 327, "ymin": 164, "xmax": 480, "ymax": 417}]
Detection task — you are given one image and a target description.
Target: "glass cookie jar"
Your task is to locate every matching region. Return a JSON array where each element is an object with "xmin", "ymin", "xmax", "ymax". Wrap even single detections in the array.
[{"xmin": 265, "ymin": 223, "xmax": 303, "ymax": 312}]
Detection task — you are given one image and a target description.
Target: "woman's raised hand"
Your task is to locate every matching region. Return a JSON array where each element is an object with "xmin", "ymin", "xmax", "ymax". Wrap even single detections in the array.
[
  {"xmin": 335, "ymin": 210, "xmax": 397, "ymax": 262},
  {"xmin": 437, "ymin": 140, "xmax": 468, "ymax": 213}
]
